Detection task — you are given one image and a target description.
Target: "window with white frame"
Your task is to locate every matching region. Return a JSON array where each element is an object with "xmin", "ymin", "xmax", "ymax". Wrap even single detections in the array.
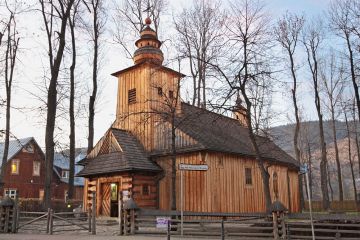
[
  {"xmin": 4, "ymin": 189, "xmax": 17, "ymax": 199},
  {"xmin": 61, "ymin": 170, "xmax": 69, "ymax": 178},
  {"xmin": 11, "ymin": 159, "xmax": 20, "ymax": 175},
  {"xmin": 33, "ymin": 161, "xmax": 41, "ymax": 176}
]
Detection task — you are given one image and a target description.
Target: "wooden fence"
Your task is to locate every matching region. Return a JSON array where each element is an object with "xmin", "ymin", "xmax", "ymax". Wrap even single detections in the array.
[
  {"xmin": 0, "ymin": 193, "xmax": 97, "ymax": 235},
  {"xmin": 130, "ymin": 209, "xmax": 360, "ymax": 239},
  {"xmin": 304, "ymin": 200, "xmax": 360, "ymax": 212}
]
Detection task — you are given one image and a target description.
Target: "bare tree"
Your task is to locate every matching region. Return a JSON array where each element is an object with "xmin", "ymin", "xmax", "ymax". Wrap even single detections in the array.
[
  {"xmin": 329, "ymin": 0, "xmax": 360, "ymax": 124},
  {"xmin": 84, "ymin": 0, "xmax": 106, "ymax": 153},
  {"xmin": 174, "ymin": 0, "xmax": 225, "ymax": 108},
  {"xmin": 320, "ymin": 51, "xmax": 345, "ymax": 201},
  {"xmin": 67, "ymin": 0, "xmax": 81, "ymax": 199},
  {"xmin": 343, "ymin": 100, "xmax": 358, "ymax": 204},
  {"xmin": 302, "ymin": 20, "xmax": 330, "ymax": 210},
  {"xmin": 0, "ymin": 2, "xmax": 20, "ymax": 188},
  {"xmin": 39, "ymin": 0, "xmax": 76, "ymax": 208},
  {"xmin": 274, "ymin": 12, "xmax": 305, "ymax": 208},
  {"xmin": 207, "ymin": 0, "xmax": 273, "ymax": 211},
  {"xmin": 113, "ymin": 0, "xmax": 167, "ymax": 58}
]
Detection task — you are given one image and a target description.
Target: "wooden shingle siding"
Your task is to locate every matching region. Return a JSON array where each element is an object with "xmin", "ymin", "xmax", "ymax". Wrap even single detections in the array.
[{"xmin": 156, "ymin": 152, "xmax": 300, "ymax": 213}]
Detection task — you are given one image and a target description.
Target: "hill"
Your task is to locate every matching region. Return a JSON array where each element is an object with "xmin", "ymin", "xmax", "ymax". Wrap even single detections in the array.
[{"xmin": 270, "ymin": 121, "xmax": 360, "ymax": 201}]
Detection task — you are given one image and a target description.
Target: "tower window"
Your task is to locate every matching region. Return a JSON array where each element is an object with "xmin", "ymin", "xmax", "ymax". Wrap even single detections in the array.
[
  {"xmin": 169, "ymin": 90, "xmax": 174, "ymax": 99},
  {"xmin": 245, "ymin": 167, "xmax": 252, "ymax": 186},
  {"xmin": 157, "ymin": 87, "xmax": 163, "ymax": 96},
  {"xmin": 128, "ymin": 88, "xmax": 136, "ymax": 104}
]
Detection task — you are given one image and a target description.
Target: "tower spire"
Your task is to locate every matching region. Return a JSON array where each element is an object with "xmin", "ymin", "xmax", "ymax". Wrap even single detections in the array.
[{"xmin": 133, "ymin": 9, "xmax": 163, "ymax": 65}]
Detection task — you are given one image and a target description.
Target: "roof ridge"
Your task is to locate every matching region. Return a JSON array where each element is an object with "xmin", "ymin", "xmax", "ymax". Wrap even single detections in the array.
[{"xmin": 181, "ymin": 102, "xmax": 244, "ymax": 125}]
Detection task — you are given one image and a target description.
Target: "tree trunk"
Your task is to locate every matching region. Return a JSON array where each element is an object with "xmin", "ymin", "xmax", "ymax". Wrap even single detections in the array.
[
  {"xmin": 305, "ymin": 38, "xmax": 330, "ymax": 210},
  {"xmin": 345, "ymin": 33, "xmax": 360, "ymax": 126},
  {"xmin": 345, "ymin": 110, "xmax": 358, "ymax": 203},
  {"xmin": 170, "ymin": 111, "xmax": 177, "ymax": 211},
  {"xmin": 0, "ymin": 15, "xmax": 18, "ymax": 193},
  {"xmin": 42, "ymin": 0, "xmax": 75, "ymax": 209},
  {"xmin": 0, "ymin": 90, "xmax": 11, "ymax": 189},
  {"xmin": 307, "ymin": 142, "xmax": 313, "ymax": 200},
  {"xmin": 330, "ymin": 110, "xmax": 343, "ymax": 201},
  {"xmin": 241, "ymin": 88, "xmax": 272, "ymax": 212},
  {"xmin": 88, "ymin": 2, "xmax": 99, "ymax": 153},
  {"xmin": 327, "ymin": 163, "xmax": 334, "ymax": 202},
  {"xmin": 68, "ymin": 13, "xmax": 77, "ymax": 199},
  {"xmin": 289, "ymin": 50, "xmax": 304, "ymax": 209}
]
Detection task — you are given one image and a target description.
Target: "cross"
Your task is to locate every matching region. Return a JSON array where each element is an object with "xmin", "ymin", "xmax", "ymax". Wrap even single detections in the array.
[{"xmin": 143, "ymin": 0, "xmax": 151, "ymax": 18}]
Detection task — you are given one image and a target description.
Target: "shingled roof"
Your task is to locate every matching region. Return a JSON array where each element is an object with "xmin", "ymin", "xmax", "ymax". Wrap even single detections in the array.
[
  {"xmin": 77, "ymin": 129, "xmax": 161, "ymax": 177},
  {"xmin": 0, "ymin": 137, "xmax": 40, "ymax": 167},
  {"xmin": 154, "ymin": 103, "xmax": 299, "ymax": 169}
]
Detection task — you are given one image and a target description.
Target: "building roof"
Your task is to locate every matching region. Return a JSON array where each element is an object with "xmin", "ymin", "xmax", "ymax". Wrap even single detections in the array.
[
  {"xmin": 111, "ymin": 61, "xmax": 185, "ymax": 78},
  {"xmin": 0, "ymin": 137, "xmax": 36, "ymax": 165},
  {"xmin": 154, "ymin": 103, "xmax": 299, "ymax": 169},
  {"xmin": 53, "ymin": 148, "xmax": 87, "ymax": 186},
  {"xmin": 77, "ymin": 129, "xmax": 161, "ymax": 177}
]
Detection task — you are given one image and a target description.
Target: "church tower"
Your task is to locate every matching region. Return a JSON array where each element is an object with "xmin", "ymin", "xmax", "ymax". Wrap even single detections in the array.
[{"xmin": 111, "ymin": 17, "xmax": 184, "ymax": 151}]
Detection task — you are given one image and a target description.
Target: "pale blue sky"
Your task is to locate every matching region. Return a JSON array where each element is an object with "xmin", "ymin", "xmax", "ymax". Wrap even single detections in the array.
[{"xmin": 0, "ymin": 0, "xmax": 335, "ymax": 148}]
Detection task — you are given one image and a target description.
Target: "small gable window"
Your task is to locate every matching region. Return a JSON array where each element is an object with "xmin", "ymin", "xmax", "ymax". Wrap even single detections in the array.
[
  {"xmin": 157, "ymin": 87, "xmax": 163, "ymax": 96},
  {"xmin": 217, "ymin": 157, "xmax": 224, "ymax": 169},
  {"xmin": 273, "ymin": 172, "xmax": 279, "ymax": 199},
  {"xmin": 128, "ymin": 88, "xmax": 136, "ymax": 104},
  {"xmin": 168, "ymin": 90, "xmax": 174, "ymax": 99},
  {"xmin": 142, "ymin": 184, "xmax": 150, "ymax": 195},
  {"xmin": 61, "ymin": 170, "xmax": 69, "ymax": 179},
  {"xmin": 22, "ymin": 144, "xmax": 34, "ymax": 153},
  {"xmin": 245, "ymin": 167, "xmax": 252, "ymax": 186},
  {"xmin": 33, "ymin": 161, "xmax": 41, "ymax": 176},
  {"xmin": 11, "ymin": 159, "xmax": 20, "ymax": 175}
]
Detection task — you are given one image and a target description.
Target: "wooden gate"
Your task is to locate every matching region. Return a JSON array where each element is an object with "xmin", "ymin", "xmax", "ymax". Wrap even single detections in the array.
[{"xmin": 101, "ymin": 183, "xmax": 111, "ymax": 216}]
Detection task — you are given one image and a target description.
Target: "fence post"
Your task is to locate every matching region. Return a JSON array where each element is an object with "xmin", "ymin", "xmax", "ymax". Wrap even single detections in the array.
[
  {"xmin": 167, "ymin": 219, "xmax": 171, "ymax": 240},
  {"xmin": 280, "ymin": 212, "xmax": 287, "ymax": 239},
  {"xmin": 130, "ymin": 209, "xmax": 135, "ymax": 235},
  {"xmin": 11, "ymin": 195, "xmax": 19, "ymax": 233},
  {"xmin": 272, "ymin": 212, "xmax": 280, "ymax": 240},
  {"xmin": 49, "ymin": 209, "xmax": 54, "ymax": 235},
  {"xmin": 88, "ymin": 206, "xmax": 92, "ymax": 233},
  {"xmin": 123, "ymin": 210, "xmax": 128, "ymax": 235},
  {"xmin": 119, "ymin": 191, "xmax": 123, "ymax": 235},
  {"xmin": 15, "ymin": 200, "xmax": 20, "ymax": 233},
  {"xmin": 5, "ymin": 207, "xmax": 10, "ymax": 233},
  {"xmin": 46, "ymin": 208, "xmax": 51, "ymax": 234},
  {"xmin": 221, "ymin": 219, "xmax": 225, "ymax": 240},
  {"xmin": 91, "ymin": 192, "xmax": 96, "ymax": 235}
]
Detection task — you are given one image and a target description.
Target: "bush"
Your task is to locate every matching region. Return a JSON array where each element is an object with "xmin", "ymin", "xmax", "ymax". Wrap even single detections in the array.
[{"xmin": 18, "ymin": 199, "xmax": 82, "ymax": 212}]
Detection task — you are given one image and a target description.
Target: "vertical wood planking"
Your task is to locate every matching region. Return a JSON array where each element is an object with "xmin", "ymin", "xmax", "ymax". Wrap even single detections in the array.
[{"xmin": 157, "ymin": 152, "xmax": 300, "ymax": 213}]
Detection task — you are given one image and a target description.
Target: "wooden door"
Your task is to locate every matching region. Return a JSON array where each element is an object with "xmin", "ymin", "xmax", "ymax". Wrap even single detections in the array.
[{"xmin": 101, "ymin": 183, "xmax": 111, "ymax": 216}]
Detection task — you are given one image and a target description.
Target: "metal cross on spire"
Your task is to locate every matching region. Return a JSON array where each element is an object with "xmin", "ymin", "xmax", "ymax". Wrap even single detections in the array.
[{"xmin": 143, "ymin": 0, "xmax": 151, "ymax": 18}]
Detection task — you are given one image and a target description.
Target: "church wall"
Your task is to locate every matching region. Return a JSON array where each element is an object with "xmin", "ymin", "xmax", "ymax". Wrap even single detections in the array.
[{"xmin": 156, "ymin": 151, "xmax": 300, "ymax": 213}]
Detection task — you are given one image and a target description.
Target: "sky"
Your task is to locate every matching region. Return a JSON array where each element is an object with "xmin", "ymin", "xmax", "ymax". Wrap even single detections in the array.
[{"xmin": 0, "ymin": 0, "xmax": 334, "ymax": 149}]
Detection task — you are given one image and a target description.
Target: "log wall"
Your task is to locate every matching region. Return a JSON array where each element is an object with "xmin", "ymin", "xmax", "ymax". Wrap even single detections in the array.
[
  {"xmin": 83, "ymin": 173, "xmax": 158, "ymax": 216},
  {"xmin": 156, "ymin": 152, "xmax": 300, "ymax": 213}
]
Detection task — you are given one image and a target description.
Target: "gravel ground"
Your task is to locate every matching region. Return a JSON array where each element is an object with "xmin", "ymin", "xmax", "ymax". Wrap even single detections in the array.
[{"xmin": 0, "ymin": 234, "xmax": 216, "ymax": 240}]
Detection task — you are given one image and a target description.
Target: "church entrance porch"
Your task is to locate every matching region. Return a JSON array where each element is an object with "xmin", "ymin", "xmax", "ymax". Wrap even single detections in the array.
[{"xmin": 83, "ymin": 173, "xmax": 159, "ymax": 217}]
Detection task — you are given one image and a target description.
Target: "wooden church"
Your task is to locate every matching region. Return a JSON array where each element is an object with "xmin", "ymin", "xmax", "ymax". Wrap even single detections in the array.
[{"xmin": 77, "ymin": 17, "xmax": 300, "ymax": 217}]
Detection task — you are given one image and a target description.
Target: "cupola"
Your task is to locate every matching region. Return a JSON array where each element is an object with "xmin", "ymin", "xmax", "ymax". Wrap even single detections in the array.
[
  {"xmin": 133, "ymin": 17, "xmax": 164, "ymax": 65},
  {"xmin": 232, "ymin": 94, "xmax": 248, "ymax": 127}
]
